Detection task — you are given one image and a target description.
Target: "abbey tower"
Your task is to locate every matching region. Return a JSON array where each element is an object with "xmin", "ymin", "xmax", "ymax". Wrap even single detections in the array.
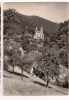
[{"xmin": 34, "ymin": 27, "xmax": 44, "ymax": 40}]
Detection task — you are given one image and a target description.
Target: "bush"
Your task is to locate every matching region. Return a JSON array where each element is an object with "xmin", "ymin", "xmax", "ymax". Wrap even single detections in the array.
[
  {"xmin": 64, "ymin": 73, "xmax": 69, "ymax": 88},
  {"xmin": 56, "ymin": 73, "xmax": 69, "ymax": 88}
]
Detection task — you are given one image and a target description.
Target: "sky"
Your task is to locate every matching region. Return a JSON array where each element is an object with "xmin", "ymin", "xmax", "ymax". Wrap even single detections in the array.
[{"xmin": 4, "ymin": 2, "xmax": 69, "ymax": 23}]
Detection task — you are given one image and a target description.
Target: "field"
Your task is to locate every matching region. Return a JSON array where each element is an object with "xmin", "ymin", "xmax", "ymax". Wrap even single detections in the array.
[{"xmin": 3, "ymin": 71, "xmax": 68, "ymax": 96}]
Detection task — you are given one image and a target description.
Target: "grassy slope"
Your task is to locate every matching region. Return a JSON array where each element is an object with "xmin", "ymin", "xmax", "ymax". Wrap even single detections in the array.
[{"xmin": 3, "ymin": 71, "xmax": 66, "ymax": 96}]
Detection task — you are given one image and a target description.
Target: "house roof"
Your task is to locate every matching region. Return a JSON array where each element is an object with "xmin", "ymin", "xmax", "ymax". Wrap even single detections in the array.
[
  {"xmin": 28, "ymin": 50, "xmax": 42, "ymax": 61},
  {"xmin": 23, "ymin": 50, "xmax": 42, "ymax": 63}
]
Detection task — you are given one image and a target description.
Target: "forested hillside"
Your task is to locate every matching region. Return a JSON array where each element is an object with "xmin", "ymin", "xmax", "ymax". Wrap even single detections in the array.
[
  {"xmin": 44, "ymin": 20, "xmax": 68, "ymax": 68},
  {"xmin": 4, "ymin": 9, "xmax": 59, "ymax": 36},
  {"xmin": 4, "ymin": 9, "xmax": 68, "ymax": 68}
]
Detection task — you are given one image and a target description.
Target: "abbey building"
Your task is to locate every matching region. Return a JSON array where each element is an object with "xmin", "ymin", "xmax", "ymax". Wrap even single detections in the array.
[{"xmin": 34, "ymin": 27, "xmax": 44, "ymax": 40}]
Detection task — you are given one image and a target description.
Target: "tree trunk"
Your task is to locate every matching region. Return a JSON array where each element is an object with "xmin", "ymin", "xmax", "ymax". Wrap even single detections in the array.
[
  {"xmin": 21, "ymin": 66, "xmax": 23, "ymax": 80},
  {"xmin": 46, "ymin": 76, "xmax": 49, "ymax": 87},
  {"xmin": 13, "ymin": 65, "xmax": 14, "ymax": 73},
  {"xmin": 45, "ymin": 73, "xmax": 49, "ymax": 87}
]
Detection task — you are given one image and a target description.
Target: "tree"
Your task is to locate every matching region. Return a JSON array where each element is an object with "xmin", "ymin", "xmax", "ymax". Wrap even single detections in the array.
[
  {"xmin": 7, "ymin": 46, "xmax": 26, "ymax": 80},
  {"xmin": 59, "ymin": 48, "xmax": 68, "ymax": 68},
  {"xmin": 37, "ymin": 47, "xmax": 60, "ymax": 86}
]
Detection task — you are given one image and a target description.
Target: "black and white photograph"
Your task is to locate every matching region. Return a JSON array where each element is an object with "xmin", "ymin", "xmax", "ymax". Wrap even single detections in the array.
[{"xmin": 3, "ymin": 2, "xmax": 69, "ymax": 96}]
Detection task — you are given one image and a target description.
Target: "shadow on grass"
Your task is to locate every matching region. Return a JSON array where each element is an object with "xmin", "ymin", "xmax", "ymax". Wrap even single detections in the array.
[
  {"xmin": 33, "ymin": 81, "xmax": 52, "ymax": 88},
  {"xmin": 13, "ymin": 72, "xmax": 29, "ymax": 78},
  {"xmin": 4, "ymin": 71, "xmax": 29, "ymax": 79},
  {"xmin": 3, "ymin": 75, "xmax": 12, "ymax": 78}
]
